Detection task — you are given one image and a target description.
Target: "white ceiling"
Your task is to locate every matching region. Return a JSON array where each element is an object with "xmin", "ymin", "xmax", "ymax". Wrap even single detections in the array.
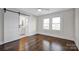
[{"xmin": 8, "ymin": 8, "xmax": 71, "ymax": 16}]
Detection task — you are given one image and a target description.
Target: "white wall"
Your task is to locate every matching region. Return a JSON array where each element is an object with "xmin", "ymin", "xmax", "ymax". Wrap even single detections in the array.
[
  {"xmin": 0, "ymin": 9, "xmax": 4, "ymax": 45},
  {"xmin": 37, "ymin": 9, "xmax": 75, "ymax": 41},
  {"xmin": 75, "ymin": 8, "xmax": 79, "ymax": 49}
]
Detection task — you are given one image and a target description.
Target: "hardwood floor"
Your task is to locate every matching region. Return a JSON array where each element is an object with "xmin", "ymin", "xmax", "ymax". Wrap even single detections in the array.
[
  {"xmin": 19, "ymin": 34, "xmax": 78, "ymax": 51},
  {"xmin": 0, "ymin": 40, "xmax": 19, "ymax": 51},
  {"xmin": 0, "ymin": 34, "xmax": 78, "ymax": 51},
  {"xmin": 0, "ymin": 45, "xmax": 4, "ymax": 51},
  {"xmin": 19, "ymin": 37, "xmax": 28, "ymax": 51}
]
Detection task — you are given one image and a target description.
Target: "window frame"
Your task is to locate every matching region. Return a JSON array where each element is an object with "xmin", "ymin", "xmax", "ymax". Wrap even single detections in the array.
[
  {"xmin": 19, "ymin": 14, "xmax": 29, "ymax": 28},
  {"xmin": 52, "ymin": 17, "xmax": 61, "ymax": 31},
  {"xmin": 43, "ymin": 18, "xmax": 50, "ymax": 30}
]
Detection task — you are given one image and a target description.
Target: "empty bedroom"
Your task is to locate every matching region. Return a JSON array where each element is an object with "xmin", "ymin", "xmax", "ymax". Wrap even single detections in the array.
[{"xmin": 0, "ymin": 8, "xmax": 79, "ymax": 51}]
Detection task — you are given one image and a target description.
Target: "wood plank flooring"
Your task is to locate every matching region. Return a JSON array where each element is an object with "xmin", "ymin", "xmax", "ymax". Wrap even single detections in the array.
[
  {"xmin": 19, "ymin": 37, "xmax": 28, "ymax": 51},
  {"xmin": 0, "ymin": 40, "xmax": 19, "ymax": 51},
  {"xmin": 19, "ymin": 34, "xmax": 78, "ymax": 51},
  {"xmin": 0, "ymin": 34, "xmax": 78, "ymax": 51}
]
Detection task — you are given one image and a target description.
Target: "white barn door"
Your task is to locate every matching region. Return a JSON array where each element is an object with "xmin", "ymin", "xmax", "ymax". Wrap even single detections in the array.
[{"xmin": 4, "ymin": 11, "xmax": 19, "ymax": 43}]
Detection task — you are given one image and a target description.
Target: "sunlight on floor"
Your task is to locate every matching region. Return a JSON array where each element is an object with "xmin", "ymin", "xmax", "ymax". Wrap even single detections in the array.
[{"xmin": 51, "ymin": 42, "xmax": 63, "ymax": 51}]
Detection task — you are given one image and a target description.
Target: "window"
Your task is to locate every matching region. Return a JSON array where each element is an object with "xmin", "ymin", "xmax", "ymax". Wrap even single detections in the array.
[
  {"xmin": 20, "ymin": 14, "xmax": 28, "ymax": 27},
  {"xmin": 43, "ymin": 18, "xmax": 49, "ymax": 29},
  {"xmin": 52, "ymin": 17, "xmax": 60, "ymax": 30},
  {"xmin": 19, "ymin": 14, "xmax": 29, "ymax": 35}
]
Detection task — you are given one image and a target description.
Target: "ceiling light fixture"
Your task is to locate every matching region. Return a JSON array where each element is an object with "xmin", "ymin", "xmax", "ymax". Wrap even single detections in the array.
[{"xmin": 38, "ymin": 8, "xmax": 42, "ymax": 12}]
